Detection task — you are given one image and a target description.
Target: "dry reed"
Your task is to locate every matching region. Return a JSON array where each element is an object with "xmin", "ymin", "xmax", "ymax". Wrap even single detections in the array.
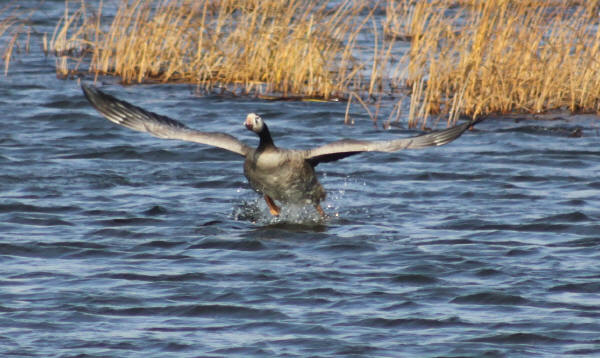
[
  {"xmin": 0, "ymin": 3, "xmax": 32, "ymax": 75},
  {"xmin": 52, "ymin": 0, "xmax": 375, "ymax": 100},
  {"xmin": 52, "ymin": 0, "xmax": 600, "ymax": 127},
  {"xmin": 389, "ymin": 0, "xmax": 600, "ymax": 126}
]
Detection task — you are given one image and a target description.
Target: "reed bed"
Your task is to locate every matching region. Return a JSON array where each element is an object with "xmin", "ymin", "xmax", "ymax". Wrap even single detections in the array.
[
  {"xmin": 52, "ymin": 0, "xmax": 374, "ymax": 100},
  {"xmin": 52, "ymin": 0, "xmax": 600, "ymax": 127},
  {"xmin": 389, "ymin": 0, "xmax": 600, "ymax": 126}
]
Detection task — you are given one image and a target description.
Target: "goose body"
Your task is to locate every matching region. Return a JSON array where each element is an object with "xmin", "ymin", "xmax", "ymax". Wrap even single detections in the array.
[
  {"xmin": 81, "ymin": 84, "xmax": 478, "ymax": 217},
  {"xmin": 244, "ymin": 147, "xmax": 326, "ymax": 213}
]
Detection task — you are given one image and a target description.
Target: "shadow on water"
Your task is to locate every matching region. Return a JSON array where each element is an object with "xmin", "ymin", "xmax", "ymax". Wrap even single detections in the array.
[
  {"xmin": 241, "ymin": 225, "xmax": 330, "ymax": 244},
  {"xmin": 257, "ymin": 221, "xmax": 328, "ymax": 233}
]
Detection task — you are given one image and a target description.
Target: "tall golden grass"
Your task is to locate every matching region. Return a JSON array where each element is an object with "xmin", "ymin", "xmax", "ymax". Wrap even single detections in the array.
[
  {"xmin": 52, "ymin": 0, "xmax": 600, "ymax": 127},
  {"xmin": 52, "ymin": 0, "xmax": 376, "ymax": 100},
  {"xmin": 390, "ymin": 0, "xmax": 600, "ymax": 126},
  {"xmin": 0, "ymin": 3, "xmax": 32, "ymax": 75}
]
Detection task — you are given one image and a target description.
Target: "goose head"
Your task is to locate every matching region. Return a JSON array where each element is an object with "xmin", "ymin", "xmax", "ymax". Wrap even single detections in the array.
[
  {"xmin": 245, "ymin": 113, "xmax": 264, "ymax": 134},
  {"xmin": 245, "ymin": 112, "xmax": 274, "ymax": 148}
]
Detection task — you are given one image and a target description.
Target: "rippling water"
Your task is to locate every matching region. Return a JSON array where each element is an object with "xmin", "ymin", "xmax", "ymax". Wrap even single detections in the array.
[{"xmin": 2, "ymin": 2, "xmax": 600, "ymax": 357}]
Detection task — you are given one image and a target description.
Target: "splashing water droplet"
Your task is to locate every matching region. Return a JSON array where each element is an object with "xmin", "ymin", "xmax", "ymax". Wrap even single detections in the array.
[{"xmin": 232, "ymin": 198, "xmax": 326, "ymax": 225}]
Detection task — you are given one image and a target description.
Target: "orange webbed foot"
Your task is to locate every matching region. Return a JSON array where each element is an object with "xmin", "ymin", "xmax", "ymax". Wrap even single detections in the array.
[
  {"xmin": 263, "ymin": 195, "xmax": 280, "ymax": 216},
  {"xmin": 315, "ymin": 204, "xmax": 326, "ymax": 218}
]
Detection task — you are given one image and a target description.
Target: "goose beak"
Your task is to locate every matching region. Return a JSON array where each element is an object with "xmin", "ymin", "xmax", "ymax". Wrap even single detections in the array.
[{"xmin": 244, "ymin": 114, "xmax": 254, "ymax": 130}]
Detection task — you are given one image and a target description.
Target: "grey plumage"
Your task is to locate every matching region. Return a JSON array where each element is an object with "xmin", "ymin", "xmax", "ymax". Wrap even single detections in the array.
[
  {"xmin": 82, "ymin": 85, "xmax": 250, "ymax": 156},
  {"xmin": 81, "ymin": 84, "xmax": 479, "ymax": 217}
]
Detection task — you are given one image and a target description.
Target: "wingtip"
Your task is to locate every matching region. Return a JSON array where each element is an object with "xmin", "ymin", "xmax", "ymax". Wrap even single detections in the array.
[
  {"xmin": 80, "ymin": 81, "xmax": 90, "ymax": 92},
  {"xmin": 467, "ymin": 116, "xmax": 485, "ymax": 129},
  {"xmin": 80, "ymin": 83, "xmax": 119, "ymax": 113},
  {"xmin": 80, "ymin": 83, "xmax": 127, "ymax": 126},
  {"xmin": 80, "ymin": 82, "xmax": 98, "ymax": 102}
]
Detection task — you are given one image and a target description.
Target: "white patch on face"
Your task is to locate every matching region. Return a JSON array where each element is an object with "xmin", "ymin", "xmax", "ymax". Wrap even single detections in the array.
[{"xmin": 245, "ymin": 113, "xmax": 263, "ymax": 133}]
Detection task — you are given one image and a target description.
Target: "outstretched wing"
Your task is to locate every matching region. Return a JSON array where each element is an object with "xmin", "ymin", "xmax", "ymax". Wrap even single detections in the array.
[
  {"xmin": 81, "ymin": 84, "xmax": 251, "ymax": 156},
  {"xmin": 305, "ymin": 120, "xmax": 478, "ymax": 166}
]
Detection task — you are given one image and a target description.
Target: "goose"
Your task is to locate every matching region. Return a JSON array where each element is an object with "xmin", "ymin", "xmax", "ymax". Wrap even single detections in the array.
[{"xmin": 81, "ymin": 84, "xmax": 478, "ymax": 218}]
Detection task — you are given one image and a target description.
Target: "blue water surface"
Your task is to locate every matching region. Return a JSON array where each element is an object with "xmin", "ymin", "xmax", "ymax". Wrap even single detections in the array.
[{"xmin": 1, "ymin": 2, "xmax": 600, "ymax": 357}]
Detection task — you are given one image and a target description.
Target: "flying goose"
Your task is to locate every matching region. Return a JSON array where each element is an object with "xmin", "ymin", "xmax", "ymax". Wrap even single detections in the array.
[{"xmin": 81, "ymin": 84, "xmax": 478, "ymax": 218}]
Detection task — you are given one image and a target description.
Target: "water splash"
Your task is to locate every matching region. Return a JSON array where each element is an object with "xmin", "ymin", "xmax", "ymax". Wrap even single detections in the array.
[
  {"xmin": 231, "ymin": 174, "xmax": 374, "ymax": 225},
  {"xmin": 232, "ymin": 198, "xmax": 329, "ymax": 225}
]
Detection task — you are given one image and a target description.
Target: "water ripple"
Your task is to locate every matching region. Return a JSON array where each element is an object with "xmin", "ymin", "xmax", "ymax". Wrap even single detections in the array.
[{"xmin": 1, "ymin": 16, "xmax": 599, "ymax": 355}]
